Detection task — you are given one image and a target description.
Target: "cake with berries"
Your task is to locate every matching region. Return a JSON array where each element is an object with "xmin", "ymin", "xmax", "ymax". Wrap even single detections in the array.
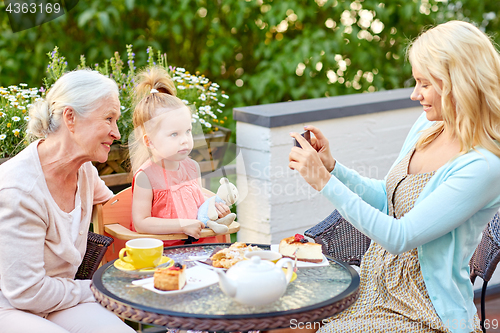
[
  {"xmin": 279, "ymin": 234, "xmax": 323, "ymax": 263},
  {"xmin": 153, "ymin": 262, "xmax": 186, "ymax": 291}
]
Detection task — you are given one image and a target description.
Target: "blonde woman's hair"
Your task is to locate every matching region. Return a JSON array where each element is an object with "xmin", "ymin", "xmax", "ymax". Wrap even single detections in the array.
[
  {"xmin": 28, "ymin": 70, "xmax": 118, "ymax": 138},
  {"xmin": 129, "ymin": 66, "xmax": 189, "ymax": 173},
  {"xmin": 407, "ymin": 20, "xmax": 500, "ymax": 157}
]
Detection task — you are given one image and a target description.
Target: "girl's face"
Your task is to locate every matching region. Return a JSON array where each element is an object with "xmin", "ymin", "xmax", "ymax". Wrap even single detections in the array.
[
  {"xmin": 146, "ymin": 107, "xmax": 194, "ymax": 162},
  {"xmin": 410, "ymin": 67, "xmax": 443, "ymax": 122}
]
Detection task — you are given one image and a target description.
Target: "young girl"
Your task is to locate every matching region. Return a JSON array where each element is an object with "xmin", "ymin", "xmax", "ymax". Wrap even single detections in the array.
[{"xmin": 130, "ymin": 67, "xmax": 230, "ymax": 246}]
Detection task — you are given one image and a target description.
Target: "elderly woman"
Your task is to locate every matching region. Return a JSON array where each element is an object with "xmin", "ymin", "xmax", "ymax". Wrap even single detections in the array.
[{"xmin": 0, "ymin": 70, "xmax": 135, "ymax": 333}]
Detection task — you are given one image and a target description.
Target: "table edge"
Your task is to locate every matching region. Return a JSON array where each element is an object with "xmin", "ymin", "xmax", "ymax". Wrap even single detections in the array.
[{"xmin": 92, "ymin": 243, "xmax": 360, "ymax": 321}]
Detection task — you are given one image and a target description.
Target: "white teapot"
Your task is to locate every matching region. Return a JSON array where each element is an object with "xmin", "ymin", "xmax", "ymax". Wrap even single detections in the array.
[{"xmin": 215, "ymin": 256, "xmax": 294, "ymax": 306}]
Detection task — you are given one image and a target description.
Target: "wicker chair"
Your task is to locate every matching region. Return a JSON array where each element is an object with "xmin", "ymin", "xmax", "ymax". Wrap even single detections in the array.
[
  {"xmin": 75, "ymin": 231, "xmax": 114, "ymax": 280},
  {"xmin": 469, "ymin": 213, "xmax": 500, "ymax": 333},
  {"xmin": 305, "ymin": 210, "xmax": 500, "ymax": 333},
  {"xmin": 304, "ymin": 210, "xmax": 371, "ymax": 267}
]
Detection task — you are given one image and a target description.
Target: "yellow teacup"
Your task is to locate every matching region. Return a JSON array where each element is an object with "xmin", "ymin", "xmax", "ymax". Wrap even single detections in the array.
[
  {"xmin": 245, "ymin": 250, "xmax": 283, "ymax": 263},
  {"xmin": 118, "ymin": 238, "xmax": 164, "ymax": 269}
]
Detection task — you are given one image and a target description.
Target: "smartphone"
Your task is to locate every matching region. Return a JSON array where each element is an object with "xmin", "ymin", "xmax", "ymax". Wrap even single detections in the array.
[{"xmin": 294, "ymin": 130, "xmax": 311, "ymax": 149}]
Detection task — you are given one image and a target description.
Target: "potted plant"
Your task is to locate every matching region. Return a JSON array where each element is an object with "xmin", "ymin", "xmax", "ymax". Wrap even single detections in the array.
[{"xmin": 1, "ymin": 46, "xmax": 233, "ymax": 186}]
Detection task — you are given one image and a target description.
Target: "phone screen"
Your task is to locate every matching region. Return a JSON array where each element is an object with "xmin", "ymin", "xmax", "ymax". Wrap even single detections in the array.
[{"xmin": 294, "ymin": 130, "xmax": 311, "ymax": 148}]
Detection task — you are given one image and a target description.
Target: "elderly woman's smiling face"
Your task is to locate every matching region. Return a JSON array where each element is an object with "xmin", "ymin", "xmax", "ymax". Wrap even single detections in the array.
[{"xmin": 71, "ymin": 94, "xmax": 121, "ymax": 163}]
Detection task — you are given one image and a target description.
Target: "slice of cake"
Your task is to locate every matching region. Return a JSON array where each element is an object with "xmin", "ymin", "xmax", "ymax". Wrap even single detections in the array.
[
  {"xmin": 154, "ymin": 262, "xmax": 186, "ymax": 291},
  {"xmin": 279, "ymin": 234, "xmax": 323, "ymax": 263}
]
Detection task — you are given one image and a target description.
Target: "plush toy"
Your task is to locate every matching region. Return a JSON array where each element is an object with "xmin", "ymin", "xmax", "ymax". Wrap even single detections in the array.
[{"xmin": 197, "ymin": 177, "xmax": 238, "ymax": 234}]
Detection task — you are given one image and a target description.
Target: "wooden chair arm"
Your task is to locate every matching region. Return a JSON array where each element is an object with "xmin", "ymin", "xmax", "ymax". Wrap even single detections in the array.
[
  {"xmin": 201, "ymin": 187, "xmax": 216, "ymax": 198},
  {"xmin": 104, "ymin": 221, "xmax": 240, "ymax": 241}
]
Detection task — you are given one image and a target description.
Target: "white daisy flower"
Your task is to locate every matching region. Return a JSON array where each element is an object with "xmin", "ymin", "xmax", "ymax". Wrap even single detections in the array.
[
  {"xmin": 0, "ymin": 134, "xmax": 6, "ymax": 140},
  {"xmin": 12, "ymin": 116, "xmax": 20, "ymax": 122}
]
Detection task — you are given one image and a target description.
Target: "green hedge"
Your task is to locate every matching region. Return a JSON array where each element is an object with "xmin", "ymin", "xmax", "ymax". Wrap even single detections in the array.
[{"xmin": 0, "ymin": 0, "xmax": 498, "ymax": 141}]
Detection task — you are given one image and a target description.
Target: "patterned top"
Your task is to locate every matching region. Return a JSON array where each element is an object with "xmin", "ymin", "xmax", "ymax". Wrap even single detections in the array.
[{"xmin": 320, "ymin": 147, "xmax": 481, "ymax": 332}]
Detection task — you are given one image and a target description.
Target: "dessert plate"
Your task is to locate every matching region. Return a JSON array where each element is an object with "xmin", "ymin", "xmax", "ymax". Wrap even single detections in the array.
[
  {"xmin": 270, "ymin": 244, "xmax": 329, "ymax": 268},
  {"xmin": 114, "ymin": 256, "xmax": 173, "ymax": 274},
  {"xmin": 131, "ymin": 265, "xmax": 219, "ymax": 295}
]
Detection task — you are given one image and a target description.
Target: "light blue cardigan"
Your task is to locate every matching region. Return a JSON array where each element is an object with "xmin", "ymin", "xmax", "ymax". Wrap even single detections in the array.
[{"xmin": 320, "ymin": 112, "xmax": 500, "ymax": 333}]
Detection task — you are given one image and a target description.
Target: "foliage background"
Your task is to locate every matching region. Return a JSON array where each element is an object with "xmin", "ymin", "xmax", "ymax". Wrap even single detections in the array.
[{"xmin": 0, "ymin": 0, "xmax": 499, "ymax": 143}]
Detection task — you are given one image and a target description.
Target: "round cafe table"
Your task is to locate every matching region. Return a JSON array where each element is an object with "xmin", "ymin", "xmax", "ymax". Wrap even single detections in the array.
[{"xmin": 91, "ymin": 243, "xmax": 359, "ymax": 332}]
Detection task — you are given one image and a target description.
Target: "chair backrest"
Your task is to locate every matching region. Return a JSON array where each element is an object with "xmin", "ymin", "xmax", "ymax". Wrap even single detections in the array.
[
  {"xmin": 94, "ymin": 187, "xmax": 133, "ymax": 262},
  {"xmin": 305, "ymin": 210, "xmax": 371, "ymax": 266},
  {"xmin": 75, "ymin": 232, "xmax": 114, "ymax": 280},
  {"xmin": 102, "ymin": 187, "xmax": 133, "ymax": 228},
  {"xmin": 470, "ymin": 212, "xmax": 500, "ymax": 284}
]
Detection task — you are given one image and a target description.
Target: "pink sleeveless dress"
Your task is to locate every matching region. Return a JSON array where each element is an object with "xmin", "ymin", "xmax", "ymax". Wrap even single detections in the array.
[{"xmin": 132, "ymin": 158, "xmax": 217, "ymax": 246}]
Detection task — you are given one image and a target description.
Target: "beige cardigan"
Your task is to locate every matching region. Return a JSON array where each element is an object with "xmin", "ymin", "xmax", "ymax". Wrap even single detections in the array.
[{"xmin": 0, "ymin": 140, "xmax": 113, "ymax": 316}]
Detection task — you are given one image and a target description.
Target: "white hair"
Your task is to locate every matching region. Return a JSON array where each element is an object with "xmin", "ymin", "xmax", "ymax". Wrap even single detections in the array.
[{"xmin": 28, "ymin": 69, "xmax": 119, "ymax": 138}]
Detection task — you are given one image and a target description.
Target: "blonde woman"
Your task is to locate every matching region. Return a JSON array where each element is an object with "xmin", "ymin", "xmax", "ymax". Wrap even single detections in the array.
[
  {"xmin": 289, "ymin": 21, "xmax": 500, "ymax": 333},
  {"xmin": 0, "ymin": 70, "xmax": 135, "ymax": 333}
]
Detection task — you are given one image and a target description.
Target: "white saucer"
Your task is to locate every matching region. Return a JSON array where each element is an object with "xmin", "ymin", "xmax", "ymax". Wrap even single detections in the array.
[
  {"xmin": 114, "ymin": 256, "xmax": 173, "ymax": 274},
  {"xmin": 132, "ymin": 265, "xmax": 218, "ymax": 295}
]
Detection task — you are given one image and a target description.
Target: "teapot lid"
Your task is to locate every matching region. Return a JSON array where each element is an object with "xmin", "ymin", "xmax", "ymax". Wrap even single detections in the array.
[{"xmin": 237, "ymin": 255, "xmax": 274, "ymax": 272}]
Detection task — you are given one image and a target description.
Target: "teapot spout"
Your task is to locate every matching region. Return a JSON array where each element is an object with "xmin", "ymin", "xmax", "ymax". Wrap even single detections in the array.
[{"xmin": 215, "ymin": 269, "xmax": 237, "ymax": 298}]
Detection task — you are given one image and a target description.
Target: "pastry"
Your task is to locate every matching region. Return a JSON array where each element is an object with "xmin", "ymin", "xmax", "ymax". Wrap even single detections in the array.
[
  {"xmin": 279, "ymin": 234, "xmax": 323, "ymax": 263},
  {"xmin": 211, "ymin": 242, "xmax": 262, "ymax": 268},
  {"xmin": 154, "ymin": 262, "xmax": 186, "ymax": 291}
]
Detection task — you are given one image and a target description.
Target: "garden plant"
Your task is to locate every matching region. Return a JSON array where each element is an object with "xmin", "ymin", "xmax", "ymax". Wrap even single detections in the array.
[{"xmin": 0, "ymin": 45, "xmax": 231, "ymax": 159}]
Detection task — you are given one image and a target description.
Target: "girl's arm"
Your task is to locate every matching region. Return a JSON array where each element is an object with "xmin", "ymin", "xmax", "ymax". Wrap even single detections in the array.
[{"xmin": 132, "ymin": 171, "xmax": 205, "ymax": 238}]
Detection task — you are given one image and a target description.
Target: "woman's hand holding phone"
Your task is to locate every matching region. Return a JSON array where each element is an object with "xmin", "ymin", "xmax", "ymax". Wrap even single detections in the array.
[
  {"xmin": 292, "ymin": 126, "xmax": 336, "ymax": 172},
  {"xmin": 289, "ymin": 126, "xmax": 334, "ymax": 191}
]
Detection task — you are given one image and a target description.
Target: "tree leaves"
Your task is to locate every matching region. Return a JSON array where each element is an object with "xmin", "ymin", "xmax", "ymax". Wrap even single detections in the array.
[{"xmin": 0, "ymin": 0, "xmax": 499, "ymax": 137}]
